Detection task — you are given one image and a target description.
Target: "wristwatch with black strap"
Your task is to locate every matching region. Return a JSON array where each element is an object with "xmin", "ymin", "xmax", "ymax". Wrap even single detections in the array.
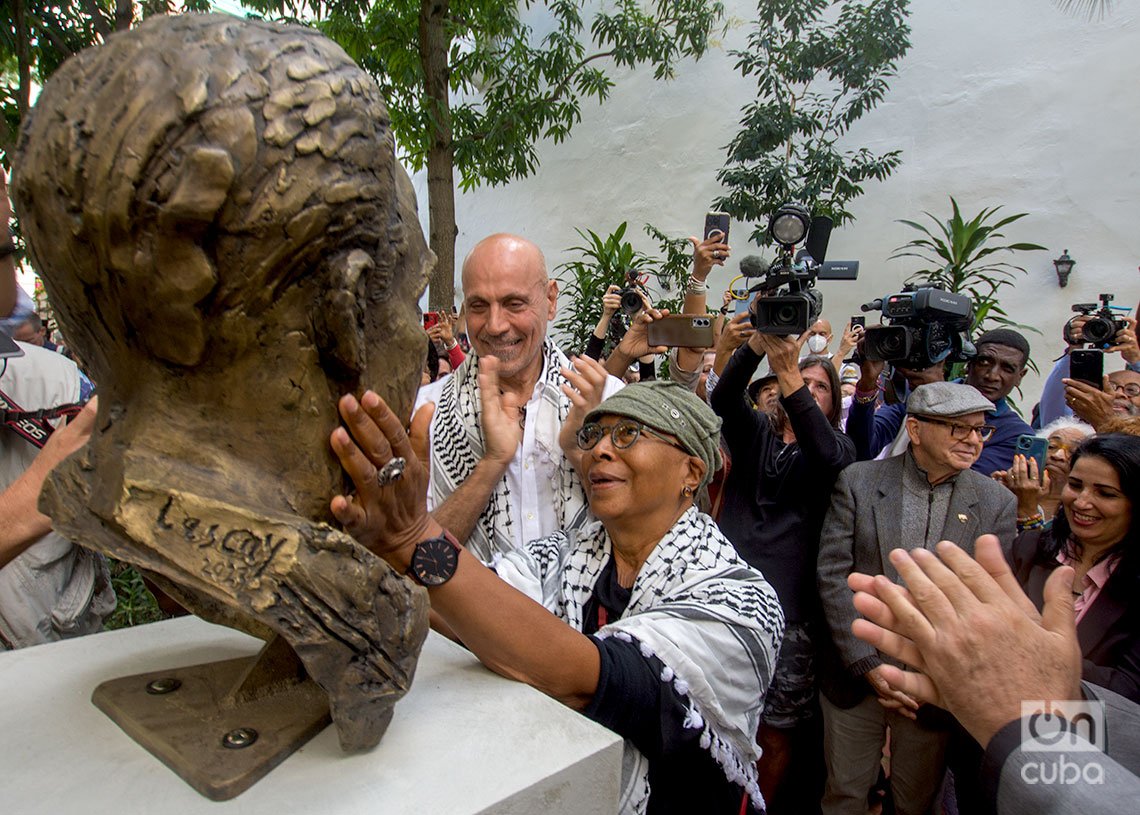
[{"xmin": 407, "ymin": 528, "xmax": 462, "ymax": 587}]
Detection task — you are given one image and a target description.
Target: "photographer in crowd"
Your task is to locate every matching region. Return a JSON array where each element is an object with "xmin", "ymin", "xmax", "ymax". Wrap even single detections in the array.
[
  {"xmin": 1038, "ymin": 304, "xmax": 1140, "ymax": 430},
  {"xmin": 991, "ymin": 417, "xmax": 1094, "ymax": 531},
  {"xmin": 710, "ymin": 325, "xmax": 854, "ymax": 809},
  {"xmin": 847, "ymin": 328, "xmax": 1033, "ymax": 473},
  {"xmin": 581, "ymin": 284, "xmax": 656, "ymax": 382},
  {"xmin": 426, "ymin": 308, "xmax": 466, "ymax": 376},
  {"xmin": 704, "ymin": 307, "xmax": 757, "ymax": 408}
]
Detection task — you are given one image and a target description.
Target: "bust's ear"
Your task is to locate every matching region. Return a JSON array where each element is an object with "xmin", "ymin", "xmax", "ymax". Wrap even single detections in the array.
[
  {"xmin": 130, "ymin": 147, "xmax": 233, "ymax": 366},
  {"xmin": 313, "ymin": 249, "xmax": 370, "ymax": 382}
]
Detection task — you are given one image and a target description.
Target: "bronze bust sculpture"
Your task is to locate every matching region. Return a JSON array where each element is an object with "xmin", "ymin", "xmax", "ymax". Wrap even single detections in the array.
[{"xmin": 12, "ymin": 13, "xmax": 434, "ymax": 794}]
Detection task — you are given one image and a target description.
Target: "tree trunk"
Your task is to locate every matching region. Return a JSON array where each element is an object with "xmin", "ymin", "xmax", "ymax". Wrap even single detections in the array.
[
  {"xmin": 13, "ymin": 0, "xmax": 31, "ymax": 119},
  {"xmin": 419, "ymin": 0, "xmax": 457, "ymax": 311}
]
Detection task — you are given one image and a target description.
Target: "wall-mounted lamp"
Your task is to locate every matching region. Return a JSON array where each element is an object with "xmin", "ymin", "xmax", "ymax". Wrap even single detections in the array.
[{"xmin": 1053, "ymin": 249, "xmax": 1075, "ymax": 288}]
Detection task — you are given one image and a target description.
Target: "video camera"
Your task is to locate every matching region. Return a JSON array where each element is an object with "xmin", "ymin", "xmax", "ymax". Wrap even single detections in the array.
[
  {"xmin": 861, "ymin": 285, "xmax": 975, "ymax": 369},
  {"xmin": 1063, "ymin": 293, "xmax": 1126, "ymax": 348},
  {"xmin": 740, "ymin": 203, "xmax": 858, "ymax": 335}
]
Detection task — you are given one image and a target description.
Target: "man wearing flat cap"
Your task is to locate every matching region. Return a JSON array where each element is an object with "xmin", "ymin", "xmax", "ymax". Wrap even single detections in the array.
[{"xmin": 815, "ymin": 381, "xmax": 1017, "ymax": 815}]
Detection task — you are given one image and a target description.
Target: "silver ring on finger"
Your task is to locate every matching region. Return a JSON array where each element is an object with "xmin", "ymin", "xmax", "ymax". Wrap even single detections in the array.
[{"xmin": 376, "ymin": 456, "xmax": 407, "ymax": 487}]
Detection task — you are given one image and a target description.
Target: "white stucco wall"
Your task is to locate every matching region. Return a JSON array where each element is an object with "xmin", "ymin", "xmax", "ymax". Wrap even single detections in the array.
[{"xmin": 412, "ymin": 0, "xmax": 1139, "ymax": 407}]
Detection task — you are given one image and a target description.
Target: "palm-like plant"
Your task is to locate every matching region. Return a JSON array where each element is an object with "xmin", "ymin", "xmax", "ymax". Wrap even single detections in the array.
[
  {"xmin": 890, "ymin": 197, "xmax": 1046, "ymax": 335},
  {"xmin": 1054, "ymin": 0, "xmax": 1114, "ymax": 20}
]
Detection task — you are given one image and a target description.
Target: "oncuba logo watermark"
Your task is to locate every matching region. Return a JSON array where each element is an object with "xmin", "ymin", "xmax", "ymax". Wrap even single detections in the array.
[{"xmin": 1019, "ymin": 700, "xmax": 1106, "ymax": 786}]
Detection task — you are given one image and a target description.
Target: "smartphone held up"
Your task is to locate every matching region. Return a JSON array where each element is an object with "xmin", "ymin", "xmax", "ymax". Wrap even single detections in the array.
[{"xmin": 704, "ymin": 211, "xmax": 730, "ymax": 243}]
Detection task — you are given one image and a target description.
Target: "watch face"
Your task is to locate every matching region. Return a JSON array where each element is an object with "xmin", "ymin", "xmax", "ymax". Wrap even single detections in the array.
[{"xmin": 410, "ymin": 538, "xmax": 459, "ymax": 587}]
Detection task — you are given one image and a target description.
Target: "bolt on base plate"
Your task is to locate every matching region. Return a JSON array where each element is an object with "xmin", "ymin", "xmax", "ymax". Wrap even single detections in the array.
[{"xmin": 91, "ymin": 638, "xmax": 332, "ymax": 801}]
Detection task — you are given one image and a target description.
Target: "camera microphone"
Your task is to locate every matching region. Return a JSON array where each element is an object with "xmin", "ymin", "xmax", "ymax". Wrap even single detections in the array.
[
  {"xmin": 861, "ymin": 298, "xmax": 883, "ymax": 312},
  {"xmin": 739, "ymin": 255, "xmax": 770, "ymax": 278}
]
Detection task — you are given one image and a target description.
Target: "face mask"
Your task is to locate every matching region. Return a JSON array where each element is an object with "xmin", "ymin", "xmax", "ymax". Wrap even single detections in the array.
[{"xmin": 807, "ymin": 334, "xmax": 829, "ymax": 354}]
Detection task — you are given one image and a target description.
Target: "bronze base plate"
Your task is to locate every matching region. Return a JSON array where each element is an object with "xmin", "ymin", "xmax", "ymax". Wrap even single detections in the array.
[{"xmin": 92, "ymin": 654, "xmax": 332, "ymax": 801}]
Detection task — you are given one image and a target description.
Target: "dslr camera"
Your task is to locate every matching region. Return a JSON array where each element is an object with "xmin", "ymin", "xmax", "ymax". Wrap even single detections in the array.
[
  {"xmin": 861, "ymin": 285, "xmax": 975, "ymax": 369},
  {"xmin": 618, "ymin": 269, "xmax": 648, "ymax": 316},
  {"xmin": 741, "ymin": 203, "xmax": 857, "ymax": 334},
  {"xmin": 1063, "ymin": 293, "xmax": 1126, "ymax": 348}
]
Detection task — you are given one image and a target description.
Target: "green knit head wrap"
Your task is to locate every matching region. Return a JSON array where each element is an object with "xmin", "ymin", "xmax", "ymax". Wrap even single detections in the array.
[{"xmin": 584, "ymin": 380, "xmax": 723, "ymax": 487}]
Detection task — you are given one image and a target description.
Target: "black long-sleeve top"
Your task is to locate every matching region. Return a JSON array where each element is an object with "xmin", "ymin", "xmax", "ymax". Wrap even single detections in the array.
[{"xmin": 710, "ymin": 344, "xmax": 856, "ymax": 623}]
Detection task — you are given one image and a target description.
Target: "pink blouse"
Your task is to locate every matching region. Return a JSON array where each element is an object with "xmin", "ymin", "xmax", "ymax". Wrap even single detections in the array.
[{"xmin": 1058, "ymin": 549, "xmax": 1120, "ymax": 624}]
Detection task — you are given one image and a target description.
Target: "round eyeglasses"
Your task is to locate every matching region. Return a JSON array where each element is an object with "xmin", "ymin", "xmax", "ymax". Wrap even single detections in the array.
[
  {"xmin": 576, "ymin": 420, "xmax": 687, "ymax": 453},
  {"xmin": 1109, "ymin": 381, "xmax": 1140, "ymax": 398},
  {"xmin": 913, "ymin": 415, "xmax": 996, "ymax": 442}
]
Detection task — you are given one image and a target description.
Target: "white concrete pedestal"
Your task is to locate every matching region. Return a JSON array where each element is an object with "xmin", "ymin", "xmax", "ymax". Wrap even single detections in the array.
[{"xmin": 0, "ymin": 616, "xmax": 622, "ymax": 814}]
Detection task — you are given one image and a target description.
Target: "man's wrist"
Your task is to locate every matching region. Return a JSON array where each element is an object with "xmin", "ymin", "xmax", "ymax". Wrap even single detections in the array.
[
  {"xmin": 476, "ymin": 450, "xmax": 514, "ymax": 478},
  {"xmin": 848, "ymin": 655, "xmax": 883, "ymax": 678}
]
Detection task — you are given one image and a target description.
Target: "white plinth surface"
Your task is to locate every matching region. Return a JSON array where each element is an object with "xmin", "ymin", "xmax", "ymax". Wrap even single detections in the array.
[{"xmin": 0, "ymin": 616, "xmax": 622, "ymax": 815}]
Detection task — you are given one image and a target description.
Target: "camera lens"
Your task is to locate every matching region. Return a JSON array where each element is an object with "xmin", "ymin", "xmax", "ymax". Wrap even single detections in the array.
[
  {"xmin": 880, "ymin": 334, "xmax": 904, "ymax": 355},
  {"xmin": 620, "ymin": 288, "xmax": 644, "ymax": 315},
  {"xmin": 775, "ymin": 304, "xmax": 800, "ymax": 326},
  {"xmin": 868, "ymin": 326, "xmax": 910, "ymax": 360},
  {"xmin": 1082, "ymin": 317, "xmax": 1114, "ymax": 345}
]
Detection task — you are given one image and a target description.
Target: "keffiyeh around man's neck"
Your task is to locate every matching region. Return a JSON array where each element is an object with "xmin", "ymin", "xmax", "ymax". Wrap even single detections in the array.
[{"xmin": 428, "ymin": 337, "xmax": 590, "ymax": 561}]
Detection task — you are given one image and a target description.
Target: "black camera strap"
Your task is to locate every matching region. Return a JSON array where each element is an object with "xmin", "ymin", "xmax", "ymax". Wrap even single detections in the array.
[{"xmin": 0, "ymin": 385, "xmax": 86, "ymax": 449}]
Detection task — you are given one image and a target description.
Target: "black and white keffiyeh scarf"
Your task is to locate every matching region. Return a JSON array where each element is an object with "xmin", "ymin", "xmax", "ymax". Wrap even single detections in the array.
[
  {"xmin": 429, "ymin": 338, "xmax": 590, "ymax": 562},
  {"xmin": 492, "ymin": 507, "xmax": 785, "ymax": 814}
]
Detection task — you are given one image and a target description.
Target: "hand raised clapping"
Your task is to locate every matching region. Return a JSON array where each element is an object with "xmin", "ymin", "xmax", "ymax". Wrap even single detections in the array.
[{"xmin": 558, "ymin": 355, "xmax": 611, "ymax": 473}]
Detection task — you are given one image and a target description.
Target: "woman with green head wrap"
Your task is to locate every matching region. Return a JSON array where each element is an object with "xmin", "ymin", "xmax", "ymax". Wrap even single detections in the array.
[{"xmin": 330, "ymin": 357, "xmax": 784, "ymax": 814}]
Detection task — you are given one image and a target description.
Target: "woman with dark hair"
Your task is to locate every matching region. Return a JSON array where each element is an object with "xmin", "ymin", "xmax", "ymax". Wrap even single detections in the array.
[{"xmin": 1007, "ymin": 432, "xmax": 1140, "ymax": 701}]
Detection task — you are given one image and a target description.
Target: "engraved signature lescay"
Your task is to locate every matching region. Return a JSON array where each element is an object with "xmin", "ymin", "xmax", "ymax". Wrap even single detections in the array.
[{"xmin": 156, "ymin": 496, "xmax": 290, "ymax": 588}]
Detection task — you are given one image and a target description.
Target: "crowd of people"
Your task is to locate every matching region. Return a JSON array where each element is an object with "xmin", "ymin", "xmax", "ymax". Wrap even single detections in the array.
[
  {"xmin": 4, "ymin": 205, "xmax": 1140, "ymax": 813},
  {"xmin": 325, "ymin": 230, "xmax": 1140, "ymax": 815}
]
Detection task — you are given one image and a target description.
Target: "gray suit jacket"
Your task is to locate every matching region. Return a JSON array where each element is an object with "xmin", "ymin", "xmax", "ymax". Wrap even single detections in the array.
[
  {"xmin": 817, "ymin": 453, "xmax": 1017, "ymax": 678},
  {"xmin": 987, "ymin": 682, "xmax": 1140, "ymax": 815}
]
